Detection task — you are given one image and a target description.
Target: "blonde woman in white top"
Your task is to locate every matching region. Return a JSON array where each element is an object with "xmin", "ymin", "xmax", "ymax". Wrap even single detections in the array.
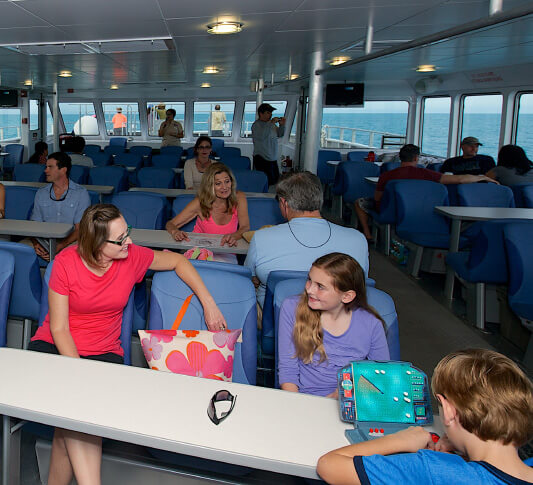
[{"xmin": 183, "ymin": 136, "xmax": 215, "ymax": 190}]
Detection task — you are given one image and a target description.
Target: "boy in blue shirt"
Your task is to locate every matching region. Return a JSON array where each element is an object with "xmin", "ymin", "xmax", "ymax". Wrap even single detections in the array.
[{"xmin": 317, "ymin": 349, "xmax": 533, "ymax": 484}]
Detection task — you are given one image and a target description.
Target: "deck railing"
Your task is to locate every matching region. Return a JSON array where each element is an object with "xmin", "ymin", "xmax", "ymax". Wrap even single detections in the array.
[
  {"xmin": 0, "ymin": 126, "xmax": 21, "ymax": 142},
  {"xmin": 321, "ymin": 125, "xmax": 406, "ymax": 149}
]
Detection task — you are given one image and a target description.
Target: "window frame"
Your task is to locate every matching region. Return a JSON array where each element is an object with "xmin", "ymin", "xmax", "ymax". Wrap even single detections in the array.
[
  {"xmin": 192, "ymin": 100, "xmax": 236, "ymax": 138},
  {"xmin": 101, "ymin": 102, "xmax": 141, "ymax": 137},
  {"xmin": 146, "ymin": 101, "xmax": 186, "ymax": 138},
  {"xmin": 59, "ymin": 102, "xmax": 99, "ymax": 136},
  {"xmin": 513, "ymin": 91, "xmax": 533, "ymax": 146},
  {"xmin": 420, "ymin": 95, "xmax": 452, "ymax": 158},
  {"xmin": 240, "ymin": 100, "xmax": 288, "ymax": 138},
  {"xmin": 0, "ymin": 107, "xmax": 22, "ymax": 142}
]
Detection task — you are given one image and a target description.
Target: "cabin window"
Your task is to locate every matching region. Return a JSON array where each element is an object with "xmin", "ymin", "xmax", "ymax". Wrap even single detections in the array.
[
  {"xmin": 59, "ymin": 103, "xmax": 99, "ymax": 136},
  {"xmin": 241, "ymin": 101, "xmax": 287, "ymax": 138},
  {"xmin": 421, "ymin": 97, "xmax": 451, "ymax": 157},
  {"xmin": 0, "ymin": 108, "xmax": 21, "ymax": 142},
  {"xmin": 29, "ymin": 99, "xmax": 39, "ymax": 131},
  {"xmin": 461, "ymin": 94, "xmax": 502, "ymax": 160},
  {"xmin": 193, "ymin": 102, "xmax": 235, "ymax": 137},
  {"xmin": 46, "ymin": 103, "xmax": 54, "ymax": 136},
  {"xmin": 321, "ymin": 101, "xmax": 408, "ymax": 149},
  {"xmin": 515, "ymin": 92, "xmax": 533, "ymax": 157},
  {"xmin": 146, "ymin": 102, "xmax": 185, "ymax": 137},
  {"xmin": 290, "ymin": 97, "xmax": 309, "ymax": 143},
  {"xmin": 102, "ymin": 102, "xmax": 140, "ymax": 137}
]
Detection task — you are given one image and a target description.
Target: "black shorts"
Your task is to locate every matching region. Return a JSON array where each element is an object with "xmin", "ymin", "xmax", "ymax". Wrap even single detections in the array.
[{"xmin": 28, "ymin": 340, "xmax": 124, "ymax": 365}]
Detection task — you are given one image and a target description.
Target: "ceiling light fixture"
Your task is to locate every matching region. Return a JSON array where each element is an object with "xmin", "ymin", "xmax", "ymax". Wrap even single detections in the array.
[
  {"xmin": 201, "ymin": 83, "xmax": 211, "ymax": 88},
  {"xmin": 58, "ymin": 70, "xmax": 72, "ymax": 77},
  {"xmin": 416, "ymin": 64, "xmax": 436, "ymax": 72},
  {"xmin": 207, "ymin": 21, "xmax": 243, "ymax": 35},
  {"xmin": 110, "ymin": 84, "xmax": 119, "ymax": 90},
  {"xmin": 330, "ymin": 56, "xmax": 350, "ymax": 66},
  {"xmin": 24, "ymin": 79, "xmax": 33, "ymax": 86},
  {"xmin": 287, "ymin": 74, "xmax": 299, "ymax": 80},
  {"xmin": 203, "ymin": 66, "xmax": 219, "ymax": 74}
]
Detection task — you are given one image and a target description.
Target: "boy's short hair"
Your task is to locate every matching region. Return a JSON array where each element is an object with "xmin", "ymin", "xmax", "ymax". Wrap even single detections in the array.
[
  {"xmin": 399, "ymin": 144, "xmax": 420, "ymax": 162},
  {"xmin": 432, "ymin": 349, "xmax": 533, "ymax": 446}
]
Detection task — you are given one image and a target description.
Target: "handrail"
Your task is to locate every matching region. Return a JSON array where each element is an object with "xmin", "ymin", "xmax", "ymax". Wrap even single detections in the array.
[{"xmin": 321, "ymin": 124, "xmax": 405, "ymax": 149}]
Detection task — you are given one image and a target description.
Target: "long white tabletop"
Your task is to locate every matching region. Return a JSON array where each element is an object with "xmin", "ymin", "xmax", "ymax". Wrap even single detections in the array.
[
  {"xmin": 0, "ymin": 219, "xmax": 73, "ymax": 259},
  {"xmin": 131, "ymin": 228, "xmax": 249, "ymax": 254},
  {"xmin": 1, "ymin": 180, "xmax": 114, "ymax": 195},
  {"xmin": 128, "ymin": 187, "xmax": 275, "ymax": 199},
  {"xmin": 0, "ymin": 348, "xmax": 349, "ymax": 483}
]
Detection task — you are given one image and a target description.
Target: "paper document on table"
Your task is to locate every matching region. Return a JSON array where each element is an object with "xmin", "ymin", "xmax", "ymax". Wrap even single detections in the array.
[{"xmin": 187, "ymin": 234, "xmax": 215, "ymax": 247}]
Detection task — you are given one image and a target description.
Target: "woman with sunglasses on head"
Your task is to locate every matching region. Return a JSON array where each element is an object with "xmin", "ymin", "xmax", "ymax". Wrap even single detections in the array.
[
  {"xmin": 29, "ymin": 203, "xmax": 226, "ymax": 485},
  {"xmin": 278, "ymin": 253, "xmax": 389, "ymax": 398},
  {"xmin": 183, "ymin": 136, "xmax": 215, "ymax": 190}
]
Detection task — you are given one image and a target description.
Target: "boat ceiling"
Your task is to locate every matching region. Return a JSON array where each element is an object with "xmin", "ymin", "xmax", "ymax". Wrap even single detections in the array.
[{"xmin": 0, "ymin": 0, "xmax": 531, "ymax": 94}]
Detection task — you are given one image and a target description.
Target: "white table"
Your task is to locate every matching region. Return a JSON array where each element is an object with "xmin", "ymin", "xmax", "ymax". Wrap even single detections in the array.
[
  {"xmin": 365, "ymin": 176, "xmax": 379, "ymax": 185},
  {"xmin": 1, "ymin": 181, "xmax": 113, "ymax": 202},
  {"xmin": 0, "ymin": 348, "xmax": 350, "ymax": 484},
  {"xmin": 132, "ymin": 229, "xmax": 249, "ymax": 254},
  {"xmin": 435, "ymin": 206, "xmax": 533, "ymax": 301},
  {"xmin": 0, "ymin": 219, "xmax": 73, "ymax": 259},
  {"xmin": 128, "ymin": 187, "xmax": 275, "ymax": 199}
]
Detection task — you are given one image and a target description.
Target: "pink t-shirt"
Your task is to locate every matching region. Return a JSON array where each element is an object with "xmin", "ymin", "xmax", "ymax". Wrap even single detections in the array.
[
  {"xmin": 193, "ymin": 206, "xmax": 238, "ymax": 235},
  {"xmin": 32, "ymin": 244, "xmax": 154, "ymax": 356}
]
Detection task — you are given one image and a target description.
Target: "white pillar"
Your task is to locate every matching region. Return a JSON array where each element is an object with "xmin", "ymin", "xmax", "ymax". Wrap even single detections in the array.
[
  {"xmin": 364, "ymin": 25, "xmax": 374, "ymax": 55},
  {"xmin": 489, "ymin": 0, "xmax": 503, "ymax": 15},
  {"xmin": 52, "ymin": 81, "xmax": 59, "ymax": 152},
  {"xmin": 256, "ymin": 78, "xmax": 264, "ymax": 117},
  {"xmin": 303, "ymin": 49, "xmax": 324, "ymax": 174}
]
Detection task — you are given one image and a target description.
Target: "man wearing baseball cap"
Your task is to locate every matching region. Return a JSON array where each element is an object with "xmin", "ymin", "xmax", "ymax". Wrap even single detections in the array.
[
  {"xmin": 440, "ymin": 136, "xmax": 495, "ymax": 175},
  {"xmin": 251, "ymin": 103, "xmax": 286, "ymax": 185}
]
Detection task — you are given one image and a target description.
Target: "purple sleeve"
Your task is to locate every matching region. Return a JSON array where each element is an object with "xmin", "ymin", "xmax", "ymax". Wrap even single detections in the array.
[
  {"xmin": 277, "ymin": 297, "xmax": 300, "ymax": 388},
  {"xmin": 367, "ymin": 314, "xmax": 390, "ymax": 361}
]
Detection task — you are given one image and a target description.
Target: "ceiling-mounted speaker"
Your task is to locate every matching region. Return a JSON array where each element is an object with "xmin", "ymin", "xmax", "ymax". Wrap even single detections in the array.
[{"xmin": 414, "ymin": 76, "xmax": 442, "ymax": 95}]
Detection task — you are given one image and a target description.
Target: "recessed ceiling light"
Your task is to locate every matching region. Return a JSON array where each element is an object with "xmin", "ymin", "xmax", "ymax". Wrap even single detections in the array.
[
  {"xmin": 203, "ymin": 66, "xmax": 219, "ymax": 74},
  {"xmin": 286, "ymin": 74, "xmax": 299, "ymax": 80},
  {"xmin": 24, "ymin": 79, "xmax": 33, "ymax": 86},
  {"xmin": 330, "ymin": 56, "xmax": 350, "ymax": 66},
  {"xmin": 207, "ymin": 21, "xmax": 243, "ymax": 35},
  {"xmin": 110, "ymin": 84, "xmax": 119, "ymax": 90},
  {"xmin": 416, "ymin": 64, "xmax": 436, "ymax": 72},
  {"xmin": 201, "ymin": 83, "xmax": 211, "ymax": 88},
  {"xmin": 58, "ymin": 70, "xmax": 72, "ymax": 77}
]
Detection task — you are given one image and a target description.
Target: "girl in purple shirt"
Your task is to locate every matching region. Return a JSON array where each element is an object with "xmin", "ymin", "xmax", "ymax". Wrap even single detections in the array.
[{"xmin": 278, "ymin": 253, "xmax": 390, "ymax": 397}]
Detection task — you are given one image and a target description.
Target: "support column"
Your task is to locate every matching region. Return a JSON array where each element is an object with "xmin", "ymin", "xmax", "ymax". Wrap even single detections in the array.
[
  {"xmin": 255, "ymin": 78, "xmax": 264, "ymax": 114},
  {"xmin": 52, "ymin": 81, "xmax": 59, "ymax": 152},
  {"xmin": 489, "ymin": 0, "xmax": 503, "ymax": 15},
  {"xmin": 303, "ymin": 49, "xmax": 324, "ymax": 174}
]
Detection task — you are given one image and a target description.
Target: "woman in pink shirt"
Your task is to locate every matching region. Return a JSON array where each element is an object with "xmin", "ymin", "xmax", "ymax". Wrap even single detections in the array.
[
  {"xmin": 29, "ymin": 203, "xmax": 226, "ymax": 485},
  {"xmin": 166, "ymin": 163, "xmax": 250, "ymax": 248}
]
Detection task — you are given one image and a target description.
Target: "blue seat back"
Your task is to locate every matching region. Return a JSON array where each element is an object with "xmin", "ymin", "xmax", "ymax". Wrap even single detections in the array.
[
  {"xmin": 220, "ymin": 146, "xmax": 241, "ymax": 158},
  {"xmin": 151, "ymin": 154, "xmax": 180, "ymax": 170},
  {"xmin": 233, "ymin": 169, "xmax": 268, "ymax": 193},
  {"xmin": 38, "ymin": 262, "xmax": 134, "ymax": 364},
  {"xmin": 87, "ymin": 190, "xmax": 99, "ymax": 205},
  {"xmin": 273, "ymin": 278, "xmax": 401, "ymax": 387},
  {"xmin": 89, "ymin": 152, "xmax": 112, "ymax": 167},
  {"xmin": 519, "ymin": 185, "xmax": 533, "ymax": 208},
  {"xmin": 190, "ymin": 260, "xmax": 252, "ymax": 277},
  {"xmin": 211, "ymin": 138, "xmax": 224, "ymax": 155},
  {"xmin": 317, "ymin": 150, "xmax": 341, "ymax": 185},
  {"xmin": 88, "ymin": 166, "xmax": 128, "ymax": 193},
  {"xmin": 347, "ymin": 151, "xmax": 368, "ymax": 162},
  {"xmin": 137, "ymin": 167, "xmax": 176, "ymax": 189},
  {"xmin": 246, "ymin": 196, "xmax": 284, "ymax": 230},
  {"xmin": 4, "ymin": 144, "xmax": 24, "ymax": 169},
  {"xmin": 0, "ymin": 250, "xmax": 15, "ymax": 347},
  {"xmin": 222, "ymin": 156, "xmax": 250, "ymax": 171},
  {"xmin": 381, "ymin": 161, "xmax": 400, "ymax": 173},
  {"xmin": 427, "ymin": 162, "xmax": 443, "ymax": 172},
  {"xmin": 171, "ymin": 194, "xmax": 196, "ymax": 232},
  {"xmin": 457, "ymin": 183, "xmax": 515, "ymax": 208},
  {"xmin": 114, "ymin": 152, "xmax": 143, "ymax": 170},
  {"xmin": 369, "ymin": 179, "xmax": 402, "ymax": 224},
  {"xmin": 446, "ymin": 184, "xmax": 460, "ymax": 206},
  {"xmin": 14, "ymin": 164, "xmax": 46, "ymax": 182},
  {"xmin": 69, "ymin": 165, "xmax": 89, "ymax": 184},
  {"xmin": 332, "ymin": 161, "xmax": 380, "ymax": 202},
  {"xmin": 109, "ymin": 137, "xmax": 127, "ymax": 148},
  {"xmin": 160, "ymin": 146, "xmax": 184, "ymax": 160},
  {"xmin": 83, "ymin": 144, "xmax": 101, "ymax": 159},
  {"xmin": 112, "ymin": 192, "xmax": 166, "ymax": 230},
  {"xmin": 129, "ymin": 145, "xmax": 153, "ymax": 163},
  {"xmin": 104, "ymin": 145, "xmax": 126, "ymax": 157},
  {"xmin": 149, "ymin": 269, "xmax": 257, "ymax": 384},
  {"xmin": 0, "ymin": 242, "xmax": 42, "ymax": 321},
  {"xmin": 4, "ymin": 186, "xmax": 37, "ymax": 220},
  {"xmin": 504, "ymin": 223, "xmax": 533, "ymax": 321}
]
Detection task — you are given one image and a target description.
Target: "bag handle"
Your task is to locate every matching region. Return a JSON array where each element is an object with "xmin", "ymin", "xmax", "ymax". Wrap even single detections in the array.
[{"xmin": 171, "ymin": 294, "xmax": 193, "ymax": 330}]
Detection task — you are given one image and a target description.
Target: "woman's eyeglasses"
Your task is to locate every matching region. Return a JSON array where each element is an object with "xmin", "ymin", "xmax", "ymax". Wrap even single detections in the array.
[
  {"xmin": 106, "ymin": 225, "xmax": 132, "ymax": 246},
  {"xmin": 207, "ymin": 390, "xmax": 237, "ymax": 425}
]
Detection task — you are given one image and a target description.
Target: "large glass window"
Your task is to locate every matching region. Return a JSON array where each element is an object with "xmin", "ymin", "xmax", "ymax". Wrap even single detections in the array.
[
  {"xmin": 0, "ymin": 108, "xmax": 21, "ymax": 141},
  {"xmin": 29, "ymin": 99, "xmax": 39, "ymax": 131},
  {"xmin": 102, "ymin": 102, "xmax": 140, "ymax": 136},
  {"xmin": 516, "ymin": 93, "xmax": 533, "ymax": 158},
  {"xmin": 193, "ymin": 101, "xmax": 235, "ymax": 137},
  {"xmin": 146, "ymin": 102, "xmax": 185, "ymax": 137},
  {"xmin": 241, "ymin": 101, "xmax": 287, "ymax": 137},
  {"xmin": 421, "ymin": 97, "xmax": 451, "ymax": 157},
  {"xmin": 59, "ymin": 102, "xmax": 98, "ymax": 136},
  {"xmin": 321, "ymin": 101, "xmax": 408, "ymax": 149},
  {"xmin": 461, "ymin": 94, "xmax": 502, "ymax": 160}
]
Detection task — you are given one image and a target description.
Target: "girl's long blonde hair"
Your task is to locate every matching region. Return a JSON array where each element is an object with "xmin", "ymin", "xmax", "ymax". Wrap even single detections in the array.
[
  {"xmin": 293, "ymin": 252, "xmax": 385, "ymax": 364},
  {"xmin": 197, "ymin": 162, "xmax": 237, "ymax": 219}
]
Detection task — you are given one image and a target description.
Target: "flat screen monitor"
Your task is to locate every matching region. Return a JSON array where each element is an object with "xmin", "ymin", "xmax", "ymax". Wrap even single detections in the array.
[
  {"xmin": 325, "ymin": 83, "xmax": 364, "ymax": 106},
  {"xmin": 0, "ymin": 89, "xmax": 18, "ymax": 107}
]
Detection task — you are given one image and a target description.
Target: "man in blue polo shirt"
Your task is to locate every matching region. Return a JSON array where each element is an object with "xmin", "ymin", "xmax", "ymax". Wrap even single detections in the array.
[{"xmin": 30, "ymin": 152, "xmax": 91, "ymax": 261}]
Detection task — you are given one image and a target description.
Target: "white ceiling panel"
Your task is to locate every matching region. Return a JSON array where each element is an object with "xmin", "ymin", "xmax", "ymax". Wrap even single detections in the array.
[
  {"xmin": 0, "ymin": 26, "xmax": 73, "ymax": 45},
  {"xmin": 0, "ymin": 1, "xmax": 48, "ymax": 27},
  {"xmin": 299, "ymin": 0, "xmax": 439, "ymax": 10},
  {"xmin": 57, "ymin": 20, "xmax": 169, "ymax": 41}
]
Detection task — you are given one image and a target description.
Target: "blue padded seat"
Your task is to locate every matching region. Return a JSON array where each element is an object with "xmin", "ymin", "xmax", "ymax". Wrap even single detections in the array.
[
  {"xmin": 114, "ymin": 152, "xmax": 143, "ymax": 170},
  {"xmin": 3, "ymin": 144, "xmax": 24, "ymax": 174},
  {"xmin": 109, "ymin": 137, "xmax": 127, "ymax": 148},
  {"xmin": 171, "ymin": 194, "xmax": 196, "ymax": 232},
  {"xmin": 210, "ymin": 138, "xmax": 224, "ymax": 156},
  {"xmin": 381, "ymin": 161, "xmax": 400, "ymax": 173},
  {"xmin": 160, "ymin": 146, "xmax": 184, "ymax": 160},
  {"xmin": 89, "ymin": 152, "xmax": 113, "ymax": 167},
  {"xmin": 151, "ymin": 154, "xmax": 180, "ymax": 170},
  {"xmin": 220, "ymin": 146, "xmax": 241, "ymax": 158},
  {"xmin": 69, "ymin": 165, "xmax": 89, "ymax": 185},
  {"xmin": 88, "ymin": 166, "xmax": 128, "ymax": 193},
  {"xmin": 87, "ymin": 190, "xmax": 99, "ymax": 205},
  {"xmin": 518, "ymin": 185, "xmax": 533, "ymax": 208},
  {"xmin": 427, "ymin": 162, "xmax": 443, "ymax": 172},
  {"xmin": 317, "ymin": 150, "xmax": 341, "ymax": 185},
  {"xmin": 457, "ymin": 183, "xmax": 515, "ymax": 208},
  {"xmin": 246, "ymin": 196, "xmax": 284, "ymax": 230},
  {"xmin": 4, "ymin": 186, "xmax": 37, "ymax": 220},
  {"xmin": 129, "ymin": 145, "xmax": 152, "ymax": 164},
  {"xmin": 445, "ymin": 184, "xmax": 460, "ymax": 206},
  {"xmin": 137, "ymin": 167, "xmax": 176, "ymax": 189},
  {"xmin": 332, "ymin": 161, "xmax": 380, "ymax": 203},
  {"xmin": 233, "ymin": 169, "xmax": 268, "ymax": 193},
  {"xmin": 190, "ymin": 259, "xmax": 252, "ymax": 277},
  {"xmin": 14, "ymin": 164, "xmax": 45, "ymax": 182},
  {"xmin": 111, "ymin": 192, "xmax": 166, "ymax": 230},
  {"xmin": 83, "ymin": 144, "xmax": 101, "ymax": 159},
  {"xmin": 104, "ymin": 145, "xmax": 126, "ymax": 157},
  {"xmin": 221, "ymin": 155, "xmax": 251, "ymax": 171},
  {"xmin": 0, "ymin": 250, "xmax": 15, "ymax": 347},
  {"xmin": 347, "ymin": 151, "xmax": 369, "ymax": 162}
]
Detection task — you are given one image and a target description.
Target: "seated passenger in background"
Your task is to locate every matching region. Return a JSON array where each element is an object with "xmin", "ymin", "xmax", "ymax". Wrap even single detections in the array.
[
  {"xmin": 440, "ymin": 136, "xmax": 495, "ymax": 175},
  {"xmin": 183, "ymin": 135, "xmax": 214, "ymax": 190},
  {"xmin": 486, "ymin": 144, "xmax": 533, "ymax": 186},
  {"xmin": 30, "ymin": 152, "xmax": 91, "ymax": 261},
  {"xmin": 0, "ymin": 182, "xmax": 4, "ymax": 218},
  {"xmin": 66, "ymin": 136, "xmax": 94, "ymax": 167},
  {"xmin": 317, "ymin": 348, "xmax": 533, "ymax": 485},
  {"xmin": 278, "ymin": 253, "xmax": 389, "ymax": 397},
  {"xmin": 355, "ymin": 144, "xmax": 497, "ymax": 239},
  {"xmin": 166, "ymin": 163, "xmax": 250, "ymax": 262},
  {"xmin": 245, "ymin": 171, "xmax": 368, "ymax": 308},
  {"xmin": 29, "ymin": 203, "xmax": 226, "ymax": 485},
  {"xmin": 27, "ymin": 141, "xmax": 48, "ymax": 164}
]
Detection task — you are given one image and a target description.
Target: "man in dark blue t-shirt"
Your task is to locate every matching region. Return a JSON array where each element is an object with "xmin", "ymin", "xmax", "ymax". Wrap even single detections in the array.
[{"xmin": 440, "ymin": 136, "xmax": 495, "ymax": 175}]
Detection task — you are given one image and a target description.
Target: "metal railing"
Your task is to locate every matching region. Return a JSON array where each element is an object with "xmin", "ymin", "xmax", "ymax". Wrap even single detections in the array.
[
  {"xmin": 193, "ymin": 121, "xmax": 233, "ymax": 136},
  {"xmin": 321, "ymin": 125, "xmax": 406, "ymax": 149},
  {"xmin": 0, "ymin": 126, "xmax": 21, "ymax": 142}
]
